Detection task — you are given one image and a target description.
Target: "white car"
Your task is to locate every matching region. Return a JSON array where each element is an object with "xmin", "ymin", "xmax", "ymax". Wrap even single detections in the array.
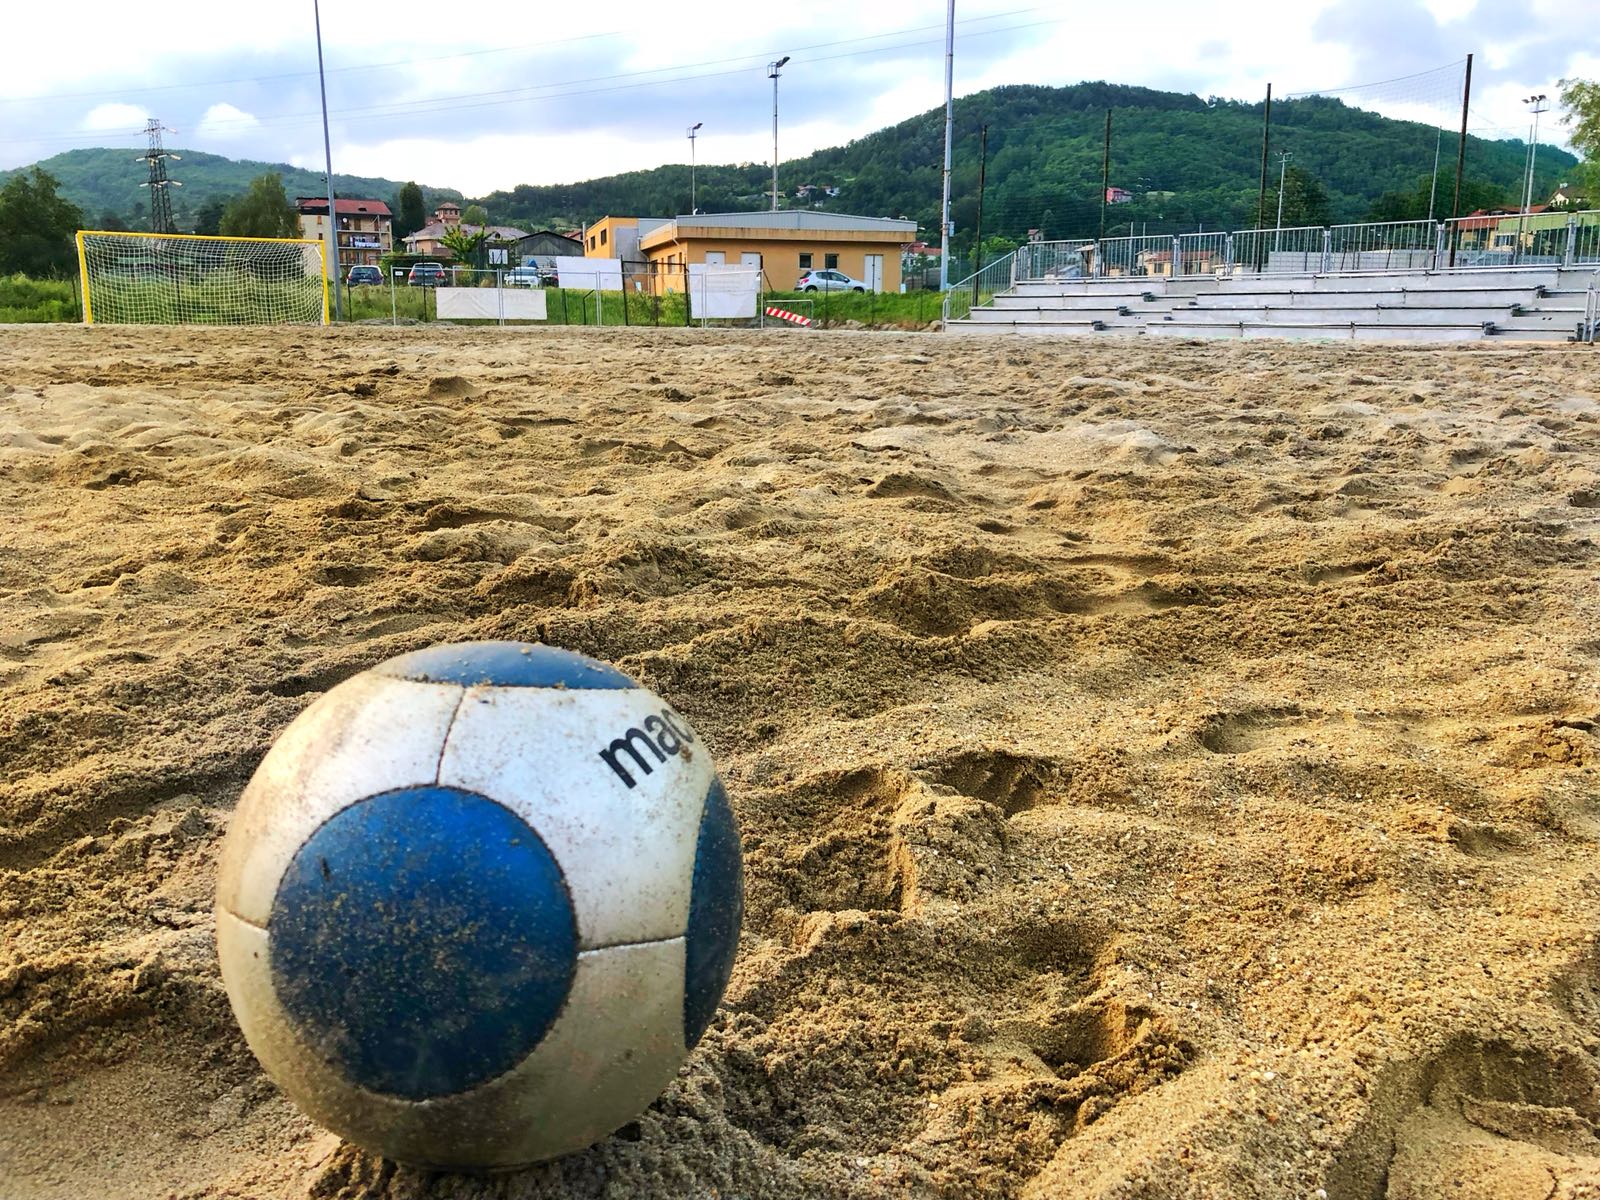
[
  {"xmin": 505, "ymin": 265, "xmax": 544, "ymax": 287},
  {"xmin": 797, "ymin": 268, "xmax": 867, "ymax": 292}
]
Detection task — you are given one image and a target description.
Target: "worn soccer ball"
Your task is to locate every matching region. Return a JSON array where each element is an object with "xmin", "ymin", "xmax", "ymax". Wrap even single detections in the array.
[{"xmin": 215, "ymin": 641, "xmax": 742, "ymax": 1170}]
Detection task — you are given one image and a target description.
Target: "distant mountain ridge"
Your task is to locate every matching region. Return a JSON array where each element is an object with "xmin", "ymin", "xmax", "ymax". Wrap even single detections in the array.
[{"xmin": 0, "ymin": 148, "xmax": 461, "ymax": 228}]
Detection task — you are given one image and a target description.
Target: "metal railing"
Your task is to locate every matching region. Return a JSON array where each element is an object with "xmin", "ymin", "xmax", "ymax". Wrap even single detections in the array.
[
  {"xmin": 943, "ymin": 250, "xmax": 1019, "ymax": 325},
  {"xmin": 993, "ymin": 211, "xmax": 1600, "ymax": 290}
]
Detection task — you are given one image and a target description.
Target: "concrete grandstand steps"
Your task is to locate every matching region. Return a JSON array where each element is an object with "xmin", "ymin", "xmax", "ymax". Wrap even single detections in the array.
[
  {"xmin": 1149, "ymin": 321, "xmax": 1493, "ymax": 342},
  {"xmin": 1179, "ymin": 288, "xmax": 1539, "ymax": 310},
  {"xmin": 1161, "ymin": 307, "xmax": 1506, "ymax": 327},
  {"xmin": 950, "ymin": 264, "xmax": 1598, "ymax": 343}
]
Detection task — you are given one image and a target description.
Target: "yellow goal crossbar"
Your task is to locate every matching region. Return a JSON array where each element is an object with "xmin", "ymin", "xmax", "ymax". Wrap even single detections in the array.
[{"xmin": 76, "ymin": 230, "xmax": 331, "ymax": 326}]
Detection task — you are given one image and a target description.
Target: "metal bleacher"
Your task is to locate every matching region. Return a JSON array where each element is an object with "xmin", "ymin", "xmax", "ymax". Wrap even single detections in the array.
[
  {"xmin": 947, "ymin": 220, "xmax": 1600, "ymax": 344},
  {"xmin": 953, "ymin": 268, "xmax": 1598, "ymax": 343}
]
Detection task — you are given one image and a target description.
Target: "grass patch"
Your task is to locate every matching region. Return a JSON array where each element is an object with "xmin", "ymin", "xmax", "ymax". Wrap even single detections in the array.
[{"xmin": 0, "ymin": 274, "xmax": 80, "ymax": 323}]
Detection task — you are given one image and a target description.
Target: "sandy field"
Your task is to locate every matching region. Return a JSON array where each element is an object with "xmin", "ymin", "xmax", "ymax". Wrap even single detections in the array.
[{"xmin": 1, "ymin": 323, "xmax": 1598, "ymax": 1200}]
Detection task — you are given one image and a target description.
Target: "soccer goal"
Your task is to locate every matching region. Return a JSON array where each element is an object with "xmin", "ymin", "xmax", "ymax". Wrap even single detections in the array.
[{"xmin": 76, "ymin": 231, "xmax": 329, "ymax": 326}]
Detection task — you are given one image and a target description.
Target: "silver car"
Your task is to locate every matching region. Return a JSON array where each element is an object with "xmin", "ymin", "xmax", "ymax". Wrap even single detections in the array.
[{"xmin": 797, "ymin": 268, "xmax": 867, "ymax": 292}]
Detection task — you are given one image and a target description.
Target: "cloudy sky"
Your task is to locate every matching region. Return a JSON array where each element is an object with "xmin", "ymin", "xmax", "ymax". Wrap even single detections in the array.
[{"xmin": 0, "ymin": 0, "xmax": 1592, "ymax": 196}]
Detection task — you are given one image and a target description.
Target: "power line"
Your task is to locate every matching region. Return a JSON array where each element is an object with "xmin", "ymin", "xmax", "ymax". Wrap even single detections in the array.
[
  {"xmin": 1, "ymin": 8, "xmax": 1045, "ymax": 113},
  {"xmin": 0, "ymin": 31, "xmax": 627, "ymax": 106},
  {"xmin": 1, "ymin": 14, "xmax": 1064, "ymax": 151}
]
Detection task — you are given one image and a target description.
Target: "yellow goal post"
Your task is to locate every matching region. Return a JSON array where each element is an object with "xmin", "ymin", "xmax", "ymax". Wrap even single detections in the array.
[{"xmin": 76, "ymin": 230, "xmax": 330, "ymax": 326}]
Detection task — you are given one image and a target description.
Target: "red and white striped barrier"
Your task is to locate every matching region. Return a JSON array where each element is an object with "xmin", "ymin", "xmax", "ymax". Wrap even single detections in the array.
[{"xmin": 765, "ymin": 305, "xmax": 813, "ymax": 327}]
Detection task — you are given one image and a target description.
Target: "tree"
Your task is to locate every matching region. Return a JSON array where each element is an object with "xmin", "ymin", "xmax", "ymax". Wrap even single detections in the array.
[
  {"xmin": 394, "ymin": 181, "xmax": 426, "ymax": 241},
  {"xmin": 439, "ymin": 223, "xmax": 489, "ymax": 267},
  {"xmin": 1365, "ymin": 175, "xmax": 1514, "ymax": 222},
  {"xmin": 462, "ymin": 203, "xmax": 489, "ymax": 227},
  {"xmin": 1558, "ymin": 77, "xmax": 1600, "ymax": 196},
  {"xmin": 0, "ymin": 169, "xmax": 84, "ymax": 277},
  {"xmin": 220, "ymin": 173, "xmax": 299, "ymax": 239},
  {"xmin": 194, "ymin": 197, "xmax": 228, "ymax": 236},
  {"xmin": 1266, "ymin": 165, "xmax": 1331, "ymax": 229},
  {"xmin": 96, "ymin": 210, "xmax": 129, "ymax": 232}
]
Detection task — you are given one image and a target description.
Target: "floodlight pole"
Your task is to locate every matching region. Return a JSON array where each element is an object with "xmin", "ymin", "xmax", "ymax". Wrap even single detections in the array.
[
  {"xmin": 769, "ymin": 58, "xmax": 789, "ymax": 213},
  {"xmin": 939, "ymin": 0, "xmax": 954, "ymax": 291},
  {"xmin": 314, "ymin": 0, "xmax": 341, "ymax": 320},
  {"xmin": 1274, "ymin": 150, "xmax": 1292, "ymax": 251},
  {"xmin": 1517, "ymin": 92, "xmax": 1549, "ymax": 265},
  {"xmin": 688, "ymin": 122, "xmax": 702, "ymax": 213}
]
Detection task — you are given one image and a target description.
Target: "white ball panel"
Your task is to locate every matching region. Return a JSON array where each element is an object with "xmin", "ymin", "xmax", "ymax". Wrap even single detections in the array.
[
  {"xmin": 437, "ymin": 686, "xmax": 715, "ymax": 949},
  {"xmin": 216, "ymin": 673, "xmax": 462, "ymax": 925},
  {"xmin": 217, "ymin": 910, "xmax": 688, "ymax": 1169}
]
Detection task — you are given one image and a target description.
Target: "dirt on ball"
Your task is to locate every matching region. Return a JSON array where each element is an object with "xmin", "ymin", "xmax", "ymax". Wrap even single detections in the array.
[{"xmin": 2, "ymin": 324, "xmax": 1599, "ymax": 1199}]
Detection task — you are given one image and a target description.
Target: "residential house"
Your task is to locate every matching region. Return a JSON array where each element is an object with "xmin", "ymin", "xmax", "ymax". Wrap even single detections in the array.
[
  {"xmin": 295, "ymin": 197, "xmax": 393, "ymax": 268},
  {"xmin": 403, "ymin": 201, "xmax": 528, "ymax": 260},
  {"xmin": 636, "ymin": 210, "xmax": 918, "ymax": 294},
  {"xmin": 1105, "ymin": 187, "xmax": 1134, "ymax": 204}
]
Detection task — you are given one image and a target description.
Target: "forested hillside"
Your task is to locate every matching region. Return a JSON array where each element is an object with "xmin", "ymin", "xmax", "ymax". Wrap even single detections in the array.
[
  {"xmin": 478, "ymin": 83, "xmax": 1577, "ymax": 249},
  {"xmin": 0, "ymin": 149, "xmax": 459, "ymax": 231}
]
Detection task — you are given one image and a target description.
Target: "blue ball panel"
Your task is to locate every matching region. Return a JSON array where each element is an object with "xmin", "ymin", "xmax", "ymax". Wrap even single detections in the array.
[
  {"xmin": 374, "ymin": 641, "xmax": 636, "ymax": 690},
  {"xmin": 269, "ymin": 786, "xmax": 578, "ymax": 1099},
  {"xmin": 683, "ymin": 778, "xmax": 743, "ymax": 1048}
]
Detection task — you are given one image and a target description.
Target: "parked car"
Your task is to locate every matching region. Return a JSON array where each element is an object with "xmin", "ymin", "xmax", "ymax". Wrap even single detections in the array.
[
  {"xmin": 407, "ymin": 263, "xmax": 448, "ymax": 287},
  {"xmin": 797, "ymin": 268, "xmax": 867, "ymax": 292},
  {"xmin": 345, "ymin": 265, "xmax": 382, "ymax": 286},
  {"xmin": 505, "ymin": 265, "xmax": 543, "ymax": 287}
]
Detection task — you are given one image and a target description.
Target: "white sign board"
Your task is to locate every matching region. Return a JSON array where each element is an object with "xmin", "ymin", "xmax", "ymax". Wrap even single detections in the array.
[
  {"xmin": 688, "ymin": 265, "xmax": 760, "ymax": 319},
  {"xmin": 437, "ymin": 288, "xmax": 548, "ymax": 320},
  {"xmin": 553, "ymin": 256, "xmax": 623, "ymax": 291}
]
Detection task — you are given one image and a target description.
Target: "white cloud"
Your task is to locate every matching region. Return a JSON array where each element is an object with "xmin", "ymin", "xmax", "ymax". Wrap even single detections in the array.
[
  {"xmin": 194, "ymin": 102, "xmax": 259, "ymax": 140},
  {"xmin": 0, "ymin": 0, "xmax": 1589, "ymax": 187},
  {"xmin": 80, "ymin": 102, "xmax": 147, "ymax": 132}
]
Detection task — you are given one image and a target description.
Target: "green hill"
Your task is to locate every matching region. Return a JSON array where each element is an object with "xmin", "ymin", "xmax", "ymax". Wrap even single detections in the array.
[
  {"xmin": 476, "ymin": 83, "xmax": 1579, "ymax": 252},
  {"xmin": 0, "ymin": 148, "xmax": 460, "ymax": 229}
]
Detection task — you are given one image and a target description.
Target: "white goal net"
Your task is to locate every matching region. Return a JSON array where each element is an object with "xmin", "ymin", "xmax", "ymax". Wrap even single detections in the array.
[{"xmin": 77, "ymin": 231, "xmax": 328, "ymax": 326}]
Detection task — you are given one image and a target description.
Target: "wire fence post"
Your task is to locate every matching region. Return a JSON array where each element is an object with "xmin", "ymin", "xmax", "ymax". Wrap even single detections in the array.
[
  {"xmin": 1223, "ymin": 233, "xmax": 1234, "ymax": 275},
  {"xmin": 1564, "ymin": 215, "xmax": 1579, "ymax": 268},
  {"xmin": 1432, "ymin": 222, "xmax": 1447, "ymax": 272},
  {"xmin": 1320, "ymin": 229, "xmax": 1332, "ymax": 275}
]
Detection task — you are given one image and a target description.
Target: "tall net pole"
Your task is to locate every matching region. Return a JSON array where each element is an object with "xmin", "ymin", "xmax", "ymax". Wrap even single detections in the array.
[
  {"xmin": 314, "ymin": 0, "xmax": 342, "ymax": 320},
  {"xmin": 139, "ymin": 119, "xmax": 179, "ymax": 235},
  {"xmin": 938, "ymin": 0, "xmax": 954, "ymax": 292},
  {"xmin": 1254, "ymin": 84, "xmax": 1272, "ymax": 270}
]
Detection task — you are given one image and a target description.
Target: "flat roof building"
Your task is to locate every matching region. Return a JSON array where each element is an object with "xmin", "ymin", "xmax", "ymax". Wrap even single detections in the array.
[{"xmin": 634, "ymin": 210, "xmax": 918, "ymax": 294}]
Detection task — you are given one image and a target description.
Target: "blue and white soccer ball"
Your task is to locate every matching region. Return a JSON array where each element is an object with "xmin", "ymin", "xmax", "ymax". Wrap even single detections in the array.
[{"xmin": 215, "ymin": 641, "xmax": 742, "ymax": 1170}]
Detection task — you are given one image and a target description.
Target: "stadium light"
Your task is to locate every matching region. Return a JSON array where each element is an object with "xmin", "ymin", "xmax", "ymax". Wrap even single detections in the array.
[
  {"xmin": 1521, "ymin": 94, "xmax": 1549, "ymax": 214},
  {"xmin": 688, "ymin": 123, "xmax": 703, "ymax": 214},
  {"xmin": 768, "ymin": 58, "xmax": 790, "ymax": 213}
]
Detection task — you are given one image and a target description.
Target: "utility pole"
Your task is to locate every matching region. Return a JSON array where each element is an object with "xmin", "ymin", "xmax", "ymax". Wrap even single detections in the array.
[
  {"xmin": 313, "ymin": 0, "xmax": 341, "ymax": 320},
  {"xmin": 1273, "ymin": 150, "xmax": 1292, "ymax": 251},
  {"xmin": 768, "ymin": 57, "xmax": 789, "ymax": 213},
  {"xmin": 1099, "ymin": 109, "xmax": 1111, "ymax": 243},
  {"xmin": 938, "ymin": 0, "xmax": 954, "ymax": 292},
  {"xmin": 973, "ymin": 123, "xmax": 988, "ymax": 303},
  {"xmin": 687, "ymin": 122, "xmax": 702, "ymax": 214},
  {"xmin": 1255, "ymin": 83, "xmax": 1272, "ymax": 270},
  {"xmin": 1448, "ymin": 54, "xmax": 1472, "ymax": 268},
  {"xmin": 138, "ymin": 119, "xmax": 180, "ymax": 234}
]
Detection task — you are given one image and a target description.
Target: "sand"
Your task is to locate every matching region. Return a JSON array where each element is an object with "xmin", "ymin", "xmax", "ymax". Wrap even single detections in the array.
[{"xmin": 1, "ymin": 323, "xmax": 1598, "ymax": 1200}]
